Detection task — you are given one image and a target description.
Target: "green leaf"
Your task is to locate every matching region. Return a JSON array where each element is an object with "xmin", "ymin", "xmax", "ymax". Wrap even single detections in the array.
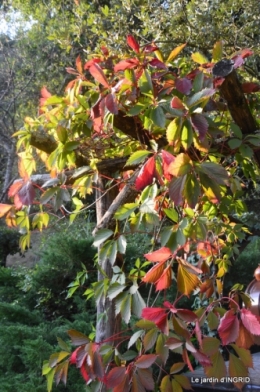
[
  {"xmin": 117, "ymin": 235, "xmax": 127, "ymax": 254},
  {"xmin": 239, "ymin": 144, "xmax": 254, "ymax": 159},
  {"xmin": 231, "ymin": 123, "xmax": 242, "ymax": 139},
  {"xmin": 57, "ymin": 337, "xmax": 70, "ymax": 352},
  {"xmin": 163, "ymin": 208, "xmax": 179, "ymax": 223},
  {"xmin": 125, "ymin": 151, "xmax": 151, "ymax": 166},
  {"xmin": 46, "ymin": 368, "xmax": 55, "ymax": 392},
  {"xmin": 114, "ymin": 203, "xmax": 138, "ymax": 220},
  {"xmin": 150, "ymin": 106, "xmax": 165, "ymax": 128},
  {"xmin": 93, "ymin": 229, "xmax": 113, "ymax": 247},
  {"xmin": 40, "ymin": 187, "xmax": 59, "ymax": 204},
  {"xmin": 56, "ymin": 126, "xmax": 68, "ymax": 143},
  {"xmin": 119, "ymin": 293, "xmax": 132, "ymax": 323},
  {"xmin": 108, "ymin": 240, "xmax": 118, "ymax": 265},
  {"xmin": 107, "ymin": 283, "xmax": 125, "ymax": 300},
  {"xmin": 63, "ymin": 141, "xmax": 79, "ymax": 152},
  {"xmin": 128, "ymin": 330, "xmax": 144, "ymax": 349},
  {"xmin": 205, "ymin": 351, "xmax": 226, "ymax": 380},
  {"xmin": 156, "ymin": 334, "xmax": 169, "ymax": 364},
  {"xmin": 228, "ymin": 138, "xmax": 242, "ymax": 149},
  {"xmin": 181, "ymin": 120, "xmax": 193, "ymax": 150},
  {"xmin": 132, "ymin": 290, "xmax": 146, "ymax": 317},
  {"xmin": 136, "ymin": 320, "xmax": 156, "ymax": 330},
  {"xmin": 143, "ymin": 328, "xmax": 158, "ymax": 351},
  {"xmin": 184, "ymin": 173, "xmax": 200, "ymax": 208}
]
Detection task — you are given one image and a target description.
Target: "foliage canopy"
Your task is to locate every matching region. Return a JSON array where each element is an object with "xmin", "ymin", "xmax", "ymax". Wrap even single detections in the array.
[{"xmin": 1, "ymin": 22, "xmax": 260, "ymax": 392}]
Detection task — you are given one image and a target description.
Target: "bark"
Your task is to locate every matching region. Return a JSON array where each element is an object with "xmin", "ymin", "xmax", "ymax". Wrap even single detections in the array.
[
  {"xmin": 219, "ymin": 69, "xmax": 260, "ymax": 166},
  {"xmin": 0, "ymin": 142, "xmax": 16, "ymax": 203},
  {"xmin": 94, "ymin": 172, "xmax": 121, "ymax": 346}
]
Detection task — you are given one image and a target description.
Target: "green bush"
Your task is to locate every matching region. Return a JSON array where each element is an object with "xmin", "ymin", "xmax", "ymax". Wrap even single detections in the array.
[{"xmin": 0, "ymin": 230, "xmax": 98, "ymax": 392}]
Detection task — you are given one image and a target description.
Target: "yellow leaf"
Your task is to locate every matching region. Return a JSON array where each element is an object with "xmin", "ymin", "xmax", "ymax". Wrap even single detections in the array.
[
  {"xmin": 205, "ymin": 351, "xmax": 226, "ymax": 381},
  {"xmin": 229, "ymin": 353, "xmax": 248, "ymax": 390},
  {"xmin": 191, "ymin": 52, "xmax": 209, "ymax": 65},
  {"xmin": 177, "ymin": 263, "xmax": 200, "ymax": 295},
  {"xmin": 167, "ymin": 43, "xmax": 187, "ymax": 63}
]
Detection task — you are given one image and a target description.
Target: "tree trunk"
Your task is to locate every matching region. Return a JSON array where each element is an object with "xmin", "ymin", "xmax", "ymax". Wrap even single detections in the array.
[
  {"xmin": 94, "ymin": 172, "xmax": 120, "ymax": 345},
  {"xmin": 0, "ymin": 142, "xmax": 16, "ymax": 203}
]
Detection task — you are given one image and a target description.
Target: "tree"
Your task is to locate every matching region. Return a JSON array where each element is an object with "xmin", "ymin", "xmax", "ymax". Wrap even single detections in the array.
[{"xmin": 2, "ymin": 35, "xmax": 260, "ymax": 391}]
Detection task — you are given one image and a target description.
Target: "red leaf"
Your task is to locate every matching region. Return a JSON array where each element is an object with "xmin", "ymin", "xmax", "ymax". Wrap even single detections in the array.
[
  {"xmin": 240, "ymin": 48, "xmax": 253, "ymax": 59},
  {"xmin": 242, "ymin": 82, "xmax": 260, "ymax": 93},
  {"xmin": 135, "ymin": 354, "xmax": 157, "ymax": 368},
  {"xmin": 84, "ymin": 58, "xmax": 102, "ymax": 70},
  {"xmin": 177, "ymin": 309, "xmax": 198, "ymax": 323},
  {"xmin": 65, "ymin": 67, "xmax": 79, "ymax": 75},
  {"xmin": 137, "ymin": 369, "xmax": 154, "ymax": 390},
  {"xmin": 91, "ymin": 97, "xmax": 105, "ymax": 133},
  {"xmin": 191, "ymin": 113, "xmax": 208, "ymax": 141},
  {"xmin": 232, "ymin": 55, "xmax": 244, "ymax": 69},
  {"xmin": 141, "ymin": 307, "xmax": 167, "ymax": 332},
  {"xmin": 193, "ymin": 350, "xmax": 212, "ymax": 367},
  {"xmin": 218, "ymin": 310, "xmax": 239, "ymax": 345},
  {"xmin": 170, "ymin": 97, "xmax": 185, "ymax": 110},
  {"xmin": 161, "ymin": 150, "xmax": 175, "ymax": 181},
  {"xmin": 240, "ymin": 309, "xmax": 260, "ymax": 335},
  {"xmin": 127, "ymin": 35, "xmax": 140, "ymax": 53},
  {"xmin": 175, "ymin": 78, "xmax": 192, "ymax": 95},
  {"xmin": 105, "ymin": 93, "xmax": 118, "ymax": 114},
  {"xmin": 114, "ymin": 58, "xmax": 139, "ymax": 72},
  {"xmin": 15, "ymin": 181, "xmax": 35, "ymax": 206},
  {"xmin": 182, "ymin": 347, "xmax": 194, "ymax": 372},
  {"xmin": 101, "ymin": 46, "xmax": 109, "ymax": 56},
  {"xmin": 144, "ymin": 247, "xmax": 172, "ymax": 262},
  {"xmin": 106, "ymin": 367, "xmax": 126, "ymax": 388},
  {"xmin": 89, "ymin": 63, "xmax": 110, "ymax": 88},
  {"xmin": 169, "ymin": 176, "xmax": 186, "ymax": 205},
  {"xmin": 80, "ymin": 363, "xmax": 90, "ymax": 382},
  {"xmin": 143, "ymin": 43, "xmax": 159, "ymax": 53},
  {"xmin": 135, "ymin": 156, "xmax": 155, "ymax": 191},
  {"xmin": 70, "ymin": 348, "xmax": 80, "ymax": 364},
  {"xmin": 41, "ymin": 86, "xmax": 51, "ymax": 99},
  {"xmin": 40, "ymin": 86, "xmax": 52, "ymax": 107},
  {"xmin": 149, "ymin": 58, "xmax": 167, "ymax": 69}
]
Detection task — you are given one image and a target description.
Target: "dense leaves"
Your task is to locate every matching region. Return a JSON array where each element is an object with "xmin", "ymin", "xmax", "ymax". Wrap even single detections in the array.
[{"xmin": 2, "ymin": 31, "xmax": 260, "ymax": 392}]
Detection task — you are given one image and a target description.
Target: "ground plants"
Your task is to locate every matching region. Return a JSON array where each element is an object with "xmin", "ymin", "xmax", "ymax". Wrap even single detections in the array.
[{"xmin": 2, "ymin": 35, "xmax": 260, "ymax": 391}]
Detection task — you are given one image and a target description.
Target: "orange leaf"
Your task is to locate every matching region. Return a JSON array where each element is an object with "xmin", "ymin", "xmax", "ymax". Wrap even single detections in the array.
[
  {"xmin": 144, "ymin": 247, "xmax": 172, "ymax": 263},
  {"xmin": 142, "ymin": 262, "xmax": 165, "ymax": 284},
  {"xmin": 155, "ymin": 265, "xmax": 172, "ymax": 291},
  {"xmin": 8, "ymin": 180, "xmax": 24, "ymax": 198},
  {"xmin": 75, "ymin": 55, "xmax": 83, "ymax": 74},
  {"xmin": 236, "ymin": 320, "xmax": 254, "ymax": 349},
  {"xmin": 0, "ymin": 203, "xmax": 13, "ymax": 218}
]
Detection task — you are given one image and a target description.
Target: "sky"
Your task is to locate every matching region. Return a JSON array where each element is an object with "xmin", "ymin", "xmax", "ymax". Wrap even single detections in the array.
[{"xmin": 0, "ymin": 11, "xmax": 35, "ymax": 38}]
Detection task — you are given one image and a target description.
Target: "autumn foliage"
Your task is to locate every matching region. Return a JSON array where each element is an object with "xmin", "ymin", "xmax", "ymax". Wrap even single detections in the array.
[{"xmin": 2, "ymin": 35, "xmax": 260, "ymax": 391}]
